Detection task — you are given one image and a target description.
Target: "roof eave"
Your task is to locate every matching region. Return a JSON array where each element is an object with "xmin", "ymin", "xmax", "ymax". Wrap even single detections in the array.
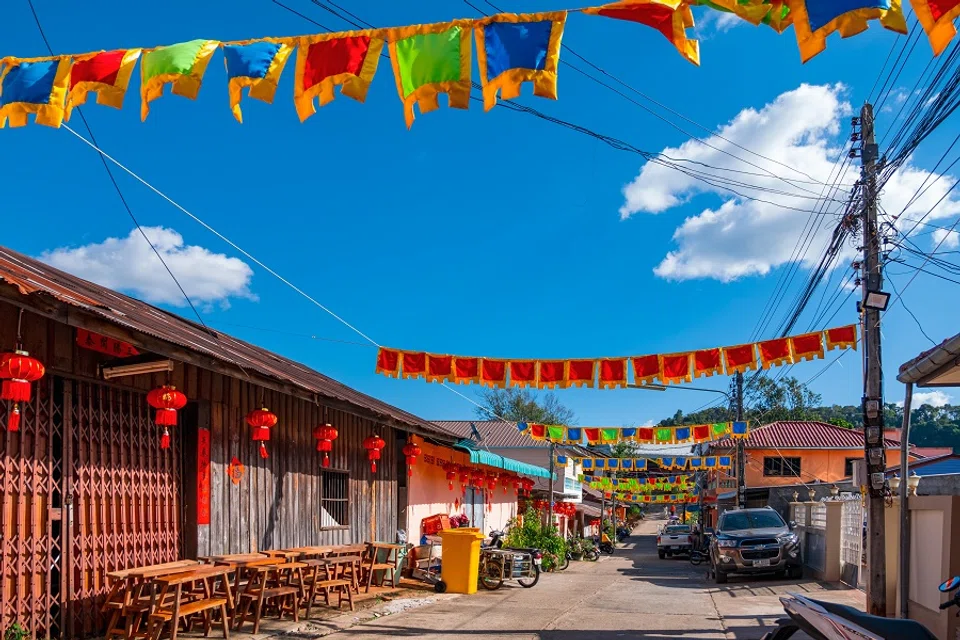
[{"xmin": 898, "ymin": 331, "xmax": 960, "ymax": 386}]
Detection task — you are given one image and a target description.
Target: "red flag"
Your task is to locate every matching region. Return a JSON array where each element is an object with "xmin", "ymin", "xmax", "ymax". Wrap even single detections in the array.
[
  {"xmin": 480, "ymin": 359, "xmax": 507, "ymax": 387},
  {"xmin": 583, "ymin": 428, "xmax": 601, "ymax": 444},
  {"xmin": 758, "ymin": 338, "xmax": 793, "ymax": 369},
  {"xmin": 825, "ymin": 325, "xmax": 857, "ymax": 351},
  {"xmin": 723, "ymin": 343, "xmax": 757, "ymax": 374},
  {"xmin": 426, "ymin": 354, "xmax": 454, "ymax": 383},
  {"xmin": 509, "ymin": 360, "xmax": 537, "ymax": 387},
  {"xmin": 637, "ymin": 428, "xmax": 654, "ymax": 442},
  {"xmin": 567, "ymin": 360, "xmax": 596, "ymax": 388},
  {"xmin": 661, "ymin": 353, "xmax": 692, "ymax": 384},
  {"xmin": 693, "ymin": 424, "xmax": 710, "ymax": 441},
  {"xmin": 529, "ymin": 423, "xmax": 546, "ymax": 439},
  {"xmin": 401, "ymin": 351, "xmax": 427, "ymax": 379},
  {"xmin": 375, "ymin": 347, "xmax": 400, "ymax": 378},
  {"xmin": 453, "ymin": 357, "xmax": 480, "ymax": 384},
  {"xmin": 693, "ymin": 348, "xmax": 722, "ymax": 378},
  {"xmin": 539, "ymin": 360, "xmax": 566, "ymax": 388},
  {"xmin": 598, "ymin": 358, "xmax": 627, "ymax": 388},
  {"xmin": 632, "ymin": 354, "xmax": 660, "ymax": 385},
  {"xmin": 790, "ymin": 332, "xmax": 825, "ymax": 362}
]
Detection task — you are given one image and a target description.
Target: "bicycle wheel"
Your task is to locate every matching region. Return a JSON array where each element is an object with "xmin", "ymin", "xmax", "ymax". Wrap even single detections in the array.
[
  {"xmin": 518, "ymin": 564, "xmax": 540, "ymax": 588},
  {"xmin": 480, "ymin": 557, "xmax": 504, "ymax": 590},
  {"xmin": 558, "ymin": 554, "xmax": 570, "ymax": 571}
]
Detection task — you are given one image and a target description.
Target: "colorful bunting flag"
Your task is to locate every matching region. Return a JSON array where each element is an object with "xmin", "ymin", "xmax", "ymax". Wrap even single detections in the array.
[
  {"xmin": 633, "ymin": 354, "xmax": 660, "ymax": 386},
  {"xmin": 509, "ymin": 359, "xmax": 538, "ymax": 387},
  {"xmin": 222, "ymin": 39, "xmax": 293, "ymax": 123},
  {"xmin": 453, "ymin": 356, "xmax": 481, "ymax": 384},
  {"xmin": 426, "ymin": 354, "xmax": 454, "ymax": 383},
  {"xmin": 480, "ymin": 358, "xmax": 507, "ymax": 387},
  {"xmin": 758, "ymin": 337, "xmax": 793, "ymax": 369},
  {"xmin": 582, "ymin": 0, "xmax": 700, "ymax": 65},
  {"xmin": 375, "ymin": 347, "xmax": 400, "ymax": 378},
  {"xmin": 474, "ymin": 12, "xmax": 566, "ymax": 111},
  {"xmin": 599, "ymin": 358, "xmax": 628, "ymax": 388},
  {"xmin": 911, "ymin": 0, "xmax": 960, "ymax": 55},
  {"xmin": 723, "ymin": 343, "xmax": 758, "ymax": 374},
  {"xmin": 567, "ymin": 359, "xmax": 596, "ymax": 388},
  {"xmin": 694, "ymin": 348, "xmax": 723, "ymax": 378},
  {"xmin": 401, "ymin": 351, "xmax": 427, "ymax": 379},
  {"xmin": 522, "ymin": 421, "xmax": 748, "ymax": 446},
  {"xmin": 539, "ymin": 360, "xmax": 566, "ymax": 388},
  {"xmin": 0, "ymin": 56, "xmax": 71, "ymax": 128},
  {"xmin": 661, "ymin": 352, "xmax": 692, "ymax": 384},
  {"xmin": 791, "ymin": 331, "xmax": 825, "ymax": 361},
  {"xmin": 386, "ymin": 21, "xmax": 473, "ymax": 128},
  {"xmin": 785, "ymin": 0, "xmax": 907, "ymax": 62},
  {"xmin": 294, "ymin": 30, "xmax": 384, "ymax": 122},
  {"xmin": 825, "ymin": 324, "xmax": 858, "ymax": 351},
  {"xmin": 140, "ymin": 39, "xmax": 219, "ymax": 121},
  {"xmin": 66, "ymin": 49, "xmax": 141, "ymax": 120}
]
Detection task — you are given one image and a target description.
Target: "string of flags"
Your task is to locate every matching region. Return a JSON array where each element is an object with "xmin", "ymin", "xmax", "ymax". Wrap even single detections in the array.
[
  {"xmin": 7, "ymin": 1, "xmax": 960, "ymax": 130},
  {"xmin": 375, "ymin": 325, "xmax": 856, "ymax": 390},
  {"xmin": 520, "ymin": 421, "xmax": 748, "ymax": 445},
  {"xmin": 615, "ymin": 492, "xmax": 697, "ymax": 504},
  {"xmin": 578, "ymin": 454, "xmax": 733, "ymax": 471}
]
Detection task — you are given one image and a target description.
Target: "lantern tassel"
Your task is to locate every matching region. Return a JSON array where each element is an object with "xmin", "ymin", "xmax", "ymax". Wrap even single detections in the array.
[
  {"xmin": 2, "ymin": 379, "xmax": 32, "ymax": 403},
  {"xmin": 259, "ymin": 442, "xmax": 269, "ymax": 459},
  {"xmin": 7, "ymin": 403, "xmax": 20, "ymax": 432},
  {"xmin": 160, "ymin": 427, "xmax": 170, "ymax": 450},
  {"xmin": 370, "ymin": 460, "xmax": 377, "ymax": 473},
  {"xmin": 322, "ymin": 454, "xmax": 330, "ymax": 468}
]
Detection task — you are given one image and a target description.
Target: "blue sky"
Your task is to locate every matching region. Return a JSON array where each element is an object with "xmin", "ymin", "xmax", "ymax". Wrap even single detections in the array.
[{"xmin": 3, "ymin": 0, "xmax": 960, "ymax": 426}]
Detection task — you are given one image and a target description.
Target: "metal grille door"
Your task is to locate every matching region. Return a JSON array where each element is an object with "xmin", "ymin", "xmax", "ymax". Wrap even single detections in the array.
[
  {"xmin": 66, "ymin": 380, "xmax": 182, "ymax": 638},
  {"xmin": 0, "ymin": 377, "xmax": 65, "ymax": 640},
  {"xmin": 840, "ymin": 497, "xmax": 864, "ymax": 589}
]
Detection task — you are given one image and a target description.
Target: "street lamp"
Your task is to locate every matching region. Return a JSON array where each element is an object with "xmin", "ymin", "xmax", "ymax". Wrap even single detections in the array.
[
  {"xmin": 907, "ymin": 471, "xmax": 921, "ymax": 496},
  {"xmin": 888, "ymin": 475, "xmax": 901, "ymax": 493},
  {"xmin": 864, "ymin": 289, "xmax": 891, "ymax": 311}
]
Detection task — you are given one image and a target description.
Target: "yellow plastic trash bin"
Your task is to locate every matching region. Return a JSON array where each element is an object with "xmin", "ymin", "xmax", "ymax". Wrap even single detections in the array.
[{"xmin": 438, "ymin": 528, "xmax": 485, "ymax": 594}]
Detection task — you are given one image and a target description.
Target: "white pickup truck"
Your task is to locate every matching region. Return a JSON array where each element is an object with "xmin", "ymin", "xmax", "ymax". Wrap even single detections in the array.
[{"xmin": 657, "ymin": 524, "xmax": 693, "ymax": 559}]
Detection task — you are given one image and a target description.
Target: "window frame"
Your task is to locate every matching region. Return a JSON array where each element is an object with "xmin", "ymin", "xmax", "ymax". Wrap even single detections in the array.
[
  {"xmin": 320, "ymin": 467, "xmax": 350, "ymax": 531},
  {"xmin": 844, "ymin": 457, "xmax": 859, "ymax": 477},
  {"xmin": 762, "ymin": 456, "xmax": 802, "ymax": 477}
]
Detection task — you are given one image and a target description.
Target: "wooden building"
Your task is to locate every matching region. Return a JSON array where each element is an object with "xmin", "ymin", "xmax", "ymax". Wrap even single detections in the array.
[{"xmin": 0, "ymin": 246, "xmax": 452, "ymax": 639}]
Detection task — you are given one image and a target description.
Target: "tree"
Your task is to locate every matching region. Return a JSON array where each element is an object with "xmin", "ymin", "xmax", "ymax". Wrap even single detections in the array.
[
  {"xmin": 828, "ymin": 417, "xmax": 856, "ymax": 429},
  {"xmin": 745, "ymin": 376, "xmax": 822, "ymax": 422},
  {"xmin": 475, "ymin": 387, "xmax": 576, "ymax": 425}
]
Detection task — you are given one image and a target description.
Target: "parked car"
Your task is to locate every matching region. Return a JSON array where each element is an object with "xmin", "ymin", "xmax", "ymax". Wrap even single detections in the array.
[
  {"xmin": 709, "ymin": 507, "xmax": 803, "ymax": 584},
  {"xmin": 657, "ymin": 524, "xmax": 693, "ymax": 559}
]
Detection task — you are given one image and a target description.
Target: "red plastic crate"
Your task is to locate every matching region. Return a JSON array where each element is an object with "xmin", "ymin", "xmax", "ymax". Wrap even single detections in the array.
[{"xmin": 421, "ymin": 514, "xmax": 451, "ymax": 535}]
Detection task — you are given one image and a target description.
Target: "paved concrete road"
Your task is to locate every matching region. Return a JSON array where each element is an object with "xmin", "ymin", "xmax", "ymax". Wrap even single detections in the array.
[{"xmin": 327, "ymin": 519, "xmax": 865, "ymax": 640}]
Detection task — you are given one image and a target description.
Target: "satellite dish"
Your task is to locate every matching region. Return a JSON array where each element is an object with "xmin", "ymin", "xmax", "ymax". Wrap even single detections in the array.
[{"xmin": 470, "ymin": 423, "xmax": 483, "ymax": 442}]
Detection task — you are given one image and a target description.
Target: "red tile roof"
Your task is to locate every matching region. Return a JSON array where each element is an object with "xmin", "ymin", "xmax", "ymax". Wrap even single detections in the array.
[{"xmin": 712, "ymin": 421, "xmax": 900, "ymax": 450}]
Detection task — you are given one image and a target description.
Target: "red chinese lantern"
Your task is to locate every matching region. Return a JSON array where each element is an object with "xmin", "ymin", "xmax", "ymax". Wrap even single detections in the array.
[
  {"xmin": 402, "ymin": 440, "xmax": 421, "ymax": 477},
  {"xmin": 471, "ymin": 468, "xmax": 485, "ymax": 487},
  {"xmin": 443, "ymin": 462, "xmax": 459, "ymax": 490},
  {"xmin": 520, "ymin": 478, "xmax": 535, "ymax": 496},
  {"xmin": 486, "ymin": 471, "xmax": 499, "ymax": 492},
  {"xmin": 363, "ymin": 434, "xmax": 386, "ymax": 473},
  {"xmin": 459, "ymin": 467, "xmax": 470, "ymax": 494},
  {"xmin": 246, "ymin": 407, "xmax": 277, "ymax": 459},
  {"xmin": 312, "ymin": 423, "xmax": 339, "ymax": 468},
  {"xmin": 0, "ymin": 350, "xmax": 45, "ymax": 432},
  {"xmin": 512, "ymin": 476, "xmax": 520, "ymax": 496},
  {"xmin": 146, "ymin": 384, "xmax": 187, "ymax": 449}
]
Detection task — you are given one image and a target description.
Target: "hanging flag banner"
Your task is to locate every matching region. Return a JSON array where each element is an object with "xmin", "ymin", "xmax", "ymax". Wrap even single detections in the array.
[
  {"xmin": 140, "ymin": 39, "xmax": 219, "ymax": 121},
  {"xmin": 582, "ymin": 0, "xmax": 700, "ymax": 65},
  {"xmin": 580, "ymin": 458, "xmax": 650, "ymax": 471},
  {"xmin": 294, "ymin": 30, "xmax": 384, "ymax": 122},
  {"xmin": 520, "ymin": 420, "xmax": 749, "ymax": 445},
  {"xmin": 0, "ymin": 56, "xmax": 71, "ymax": 128},
  {"xmin": 692, "ymin": 0, "xmax": 793, "ymax": 32},
  {"xmin": 386, "ymin": 21, "xmax": 473, "ymax": 128},
  {"xmin": 222, "ymin": 39, "xmax": 293, "ymax": 123},
  {"xmin": 66, "ymin": 49, "xmax": 141, "ymax": 120},
  {"xmin": 910, "ymin": 0, "xmax": 960, "ymax": 55},
  {"xmin": 474, "ymin": 12, "xmax": 566, "ymax": 111},
  {"xmin": 374, "ymin": 325, "xmax": 855, "ymax": 389},
  {"xmin": 785, "ymin": 0, "xmax": 907, "ymax": 63}
]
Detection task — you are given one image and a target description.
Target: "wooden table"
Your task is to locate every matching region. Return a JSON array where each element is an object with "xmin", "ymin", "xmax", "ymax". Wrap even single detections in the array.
[
  {"xmin": 103, "ymin": 561, "xmax": 201, "ymax": 640},
  {"xmin": 206, "ymin": 554, "xmax": 275, "ymax": 609},
  {"xmin": 262, "ymin": 549, "xmax": 302, "ymax": 561},
  {"xmin": 145, "ymin": 566, "xmax": 233, "ymax": 640}
]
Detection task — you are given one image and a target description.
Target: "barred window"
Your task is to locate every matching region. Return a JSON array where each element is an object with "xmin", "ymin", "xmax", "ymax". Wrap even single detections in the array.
[
  {"xmin": 321, "ymin": 469, "xmax": 349, "ymax": 529},
  {"xmin": 763, "ymin": 456, "xmax": 801, "ymax": 477}
]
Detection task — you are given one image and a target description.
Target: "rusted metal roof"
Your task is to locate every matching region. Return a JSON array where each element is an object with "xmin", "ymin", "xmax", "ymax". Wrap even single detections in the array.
[
  {"xmin": 430, "ymin": 420, "xmax": 594, "ymax": 457},
  {"xmin": 712, "ymin": 421, "xmax": 900, "ymax": 450},
  {"xmin": 0, "ymin": 246, "xmax": 443, "ymax": 433}
]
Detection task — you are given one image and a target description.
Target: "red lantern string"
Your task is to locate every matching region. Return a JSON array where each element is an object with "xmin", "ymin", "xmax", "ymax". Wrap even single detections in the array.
[
  {"xmin": 363, "ymin": 434, "xmax": 386, "ymax": 473},
  {"xmin": 443, "ymin": 462, "xmax": 459, "ymax": 490},
  {"xmin": 312, "ymin": 423, "xmax": 339, "ymax": 468},
  {"xmin": 459, "ymin": 467, "xmax": 470, "ymax": 495},
  {"xmin": 402, "ymin": 440, "xmax": 421, "ymax": 477},
  {"xmin": 246, "ymin": 407, "xmax": 277, "ymax": 459},
  {"xmin": 0, "ymin": 350, "xmax": 45, "ymax": 432},
  {"xmin": 146, "ymin": 385, "xmax": 187, "ymax": 449}
]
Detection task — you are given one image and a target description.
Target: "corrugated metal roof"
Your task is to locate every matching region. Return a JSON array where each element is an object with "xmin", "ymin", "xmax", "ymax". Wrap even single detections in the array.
[
  {"xmin": 453, "ymin": 440, "xmax": 552, "ymax": 478},
  {"xmin": 0, "ymin": 246, "xmax": 442, "ymax": 433},
  {"xmin": 712, "ymin": 421, "xmax": 900, "ymax": 450},
  {"xmin": 911, "ymin": 457, "xmax": 960, "ymax": 476},
  {"xmin": 430, "ymin": 420, "xmax": 594, "ymax": 457}
]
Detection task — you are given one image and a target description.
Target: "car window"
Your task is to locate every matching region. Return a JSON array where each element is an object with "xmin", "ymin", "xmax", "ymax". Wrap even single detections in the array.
[
  {"xmin": 719, "ymin": 511, "xmax": 785, "ymax": 531},
  {"xmin": 665, "ymin": 525, "xmax": 690, "ymax": 534}
]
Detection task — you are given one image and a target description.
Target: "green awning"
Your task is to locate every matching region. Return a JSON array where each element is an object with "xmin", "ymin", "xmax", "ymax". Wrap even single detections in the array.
[{"xmin": 454, "ymin": 439, "xmax": 552, "ymax": 478}]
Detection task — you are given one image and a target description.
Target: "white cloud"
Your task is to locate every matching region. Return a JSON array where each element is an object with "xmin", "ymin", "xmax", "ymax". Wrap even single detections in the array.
[
  {"xmin": 898, "ymin": 390, "xmax": 952, "ymax": 407},
  {"xmin": 933, "ymin": 227, "xmax": 960, "ymax": 249},
  {"xmin": 694, "ymin": 7, "xmax": 744, "ymax": 38},
  {"xmin": 42, "ymin": 227, "xmax": 256, "ymax": 308},
  {"xmin": 618, "ymin": 84, "xmax": 960, "ymax": 282}
]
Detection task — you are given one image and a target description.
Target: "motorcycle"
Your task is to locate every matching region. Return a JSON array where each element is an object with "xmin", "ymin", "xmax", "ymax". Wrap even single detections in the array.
[
  {"xmin": 591, "ymin": 534, "xmax": 615, "ymax": 555},
  {"xmin": 760, "ymin": 576, "xmax": 960, "ymax": 639},
  {"xmin": 480, "ymin": 530, "xmax": 542, "ymax": 589}
]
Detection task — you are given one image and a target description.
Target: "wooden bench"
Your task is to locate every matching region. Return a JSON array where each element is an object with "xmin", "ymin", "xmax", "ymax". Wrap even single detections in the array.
[
  {"xmin": 103, "ymin": 560, "xmax": 200, "ymax": 640},
  {"xmin": 146, "ymin": 570, "xmax": 230, "ymax": 640},
  {"xmin": 233, "ymin": 564, "xmax": 300, "ymax": 633},
  {"xmin": 363, "ymin": 543, "xmax": 403, "ymax": 592},
  {"xmin": 302, "ymin": 558, "xmax": 356, "ymax": 615}
]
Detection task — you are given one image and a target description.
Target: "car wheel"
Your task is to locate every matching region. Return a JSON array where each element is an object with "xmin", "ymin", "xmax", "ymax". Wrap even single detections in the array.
[
  {"xmin": 774, "ymin": 569, "xmax": 787, "ymax": 580},
  {"xmin": 787, "ymin": 565, "xmax": 804, "ymax": 579},
  {"xmin": 715, "ymin": 569, "xmax": 728, "ymax": 584},
  {"xmin": 658, "ymin": 550, "xmax": 665, "ymax": 559}
]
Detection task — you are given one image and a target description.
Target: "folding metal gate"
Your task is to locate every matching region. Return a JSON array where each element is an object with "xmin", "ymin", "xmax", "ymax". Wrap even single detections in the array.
[
  {"xmin": 0, "ymin": 377, "xmax": 182, "ymax": 639},
  {"xmin": 840, "ymin": 497, "xmax": 864, "ymax": 589}
]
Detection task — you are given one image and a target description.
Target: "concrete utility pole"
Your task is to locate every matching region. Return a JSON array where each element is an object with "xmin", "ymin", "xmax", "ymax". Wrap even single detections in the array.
[
  {"xmin": 735, "ymin": 371, "xmax": 746, "ymax": 510},
  {"xmin": 548, "ymin": 442, "xmax": 557, "ymax": 527},
  {"xmin": 858, "ymin": 103, "xmax": 888, "ymax": 617}
]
